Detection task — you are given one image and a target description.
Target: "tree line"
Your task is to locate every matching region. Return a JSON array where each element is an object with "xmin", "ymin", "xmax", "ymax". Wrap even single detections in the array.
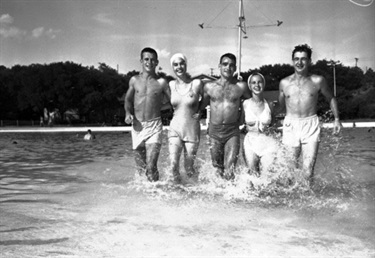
[
  {"xmin": 0, "ymin": 60, "xmax": 374, "ymax": 125},
  {"xmin": 0, "ymin": 62, "xmax": 132, "ymax": 124},
  {"xmin": 241, "ymin": 60, "xmax": 375, "ymax": 119}
]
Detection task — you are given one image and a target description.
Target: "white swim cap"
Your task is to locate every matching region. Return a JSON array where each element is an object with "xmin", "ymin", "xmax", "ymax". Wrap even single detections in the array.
[
  {"xmin": 247, "ymin": 72, "xmax": 266, "ymax": 89},
  {"xmin": 170, "ymin": 53, "xmax": 187, "ymax": 67}
]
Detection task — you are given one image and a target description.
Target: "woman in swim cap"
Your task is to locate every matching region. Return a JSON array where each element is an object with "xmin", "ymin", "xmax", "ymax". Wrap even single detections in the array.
[{"xmin": 168, "ymin": 53, "xmax": 204, "ymax": 183}]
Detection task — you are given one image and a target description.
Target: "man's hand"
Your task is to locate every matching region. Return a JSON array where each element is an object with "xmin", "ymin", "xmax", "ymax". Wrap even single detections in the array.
[
  {"xmin": 332, "ymin": 119, "xmax": 342, "ymax": 135},
  {"xmin": 125, "ymin": 114, "xmax": 133, "ymax": 124}
]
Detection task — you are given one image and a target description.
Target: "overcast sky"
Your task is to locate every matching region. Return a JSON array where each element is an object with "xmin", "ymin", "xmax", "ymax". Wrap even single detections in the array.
[{"xmin": 1, "ymin": 0, "xmax": 374, "ymax": 76}]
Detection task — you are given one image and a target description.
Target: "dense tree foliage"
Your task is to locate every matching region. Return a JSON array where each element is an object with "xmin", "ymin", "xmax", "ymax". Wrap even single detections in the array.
[
  {"xmin": 0, "ymin": 60, "xmax": 374, "ymax": 124},
  {"xmin": 0, "ymin": 62, "xmax": 129, "ymax": 124}
]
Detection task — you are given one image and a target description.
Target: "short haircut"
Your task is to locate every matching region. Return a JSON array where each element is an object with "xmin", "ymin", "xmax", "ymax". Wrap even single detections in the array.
[
  {"xmin": 292, "ymin": 44, "xmax": 313, "ymax": 59},
  {"xmin": 220, "ymin": 53, "xmax": 236, "ymax": 64},
  {"xmin": 141, "ymin": 47, "xmax": 158, "ymax": 60}
]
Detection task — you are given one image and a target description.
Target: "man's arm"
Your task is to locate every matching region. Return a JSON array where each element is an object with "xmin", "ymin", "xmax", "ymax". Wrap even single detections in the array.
[
  {"xmin": 240, "ymin": 81, "xmax": 251, "ymax": 99},
  {"xmin": 195, "ymin": 81, "xmax": 211, "ymax": 124},
  {"xmin": 191, "ymin": 79, "xmax": 204, "ymax": 119},
  {"xmin": 319, "ymin": 76, "xmax": 342, "ymax": 134},
  {"xmin": 267, "ymin": 100, "xmax": 278, "ymax": 127},
  {"xmin": 124, "ymin": 77, "xmax": 136, "ymax": 124},
  {"xmin": 198, "ymin": 81, "xmax": 210, "ymax": 111},
  {"xmin": 238, "ymin": 100, "xmax": 245, "ymax": 126},
  {"xmin": 275, "ymin": 80, "xmax": 286, "ymax": 116},
  {"xmin": 164, "ymin": 79, "xmax": 171, "ymax": 101},
  {"xmin": 161, "ymin": 79, "xmax": 172, "ymax": 110}
]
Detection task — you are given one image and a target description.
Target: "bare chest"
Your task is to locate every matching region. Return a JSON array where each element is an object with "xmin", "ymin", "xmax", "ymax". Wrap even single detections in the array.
[
  {"xmin": 209, "ymin": 84, "xmax": 241, "ymax": 103},
  {"xmin": 135, "ymin": 81, "xmax": 163, "ymax": 99},
  {"xmin": 284, "ymin": 82, "xmax": 319, "ymax": 101}
]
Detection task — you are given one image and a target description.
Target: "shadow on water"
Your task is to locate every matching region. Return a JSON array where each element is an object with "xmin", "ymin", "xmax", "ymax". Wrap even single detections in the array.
[
  {"xmin": 0, "ymin": 237, "xmax": 69, "ymax": 246},
  {"xmin": 0, "ymin": 227, "xmax": 38, "ymax": 233}
]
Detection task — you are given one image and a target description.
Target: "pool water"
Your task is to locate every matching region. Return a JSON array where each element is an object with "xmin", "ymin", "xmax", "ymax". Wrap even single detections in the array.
[{"xmin": 0, "ymin": 128, "xmax": 374, "ymax": 257}]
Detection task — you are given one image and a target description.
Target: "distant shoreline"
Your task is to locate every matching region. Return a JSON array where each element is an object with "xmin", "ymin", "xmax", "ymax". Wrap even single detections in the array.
[{"xmin": 0, "ymin": 121, "xmax": 374, "ymax": 133}]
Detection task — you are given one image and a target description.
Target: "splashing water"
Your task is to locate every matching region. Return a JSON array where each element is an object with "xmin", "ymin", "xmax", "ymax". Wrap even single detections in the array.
[
  {"xmin": 128, "ymin": 128, "xmax": 372, "ymax": 213},
  {"xmin": 1, "ymin": 129, "xmax": 374, "ymax": 257}
]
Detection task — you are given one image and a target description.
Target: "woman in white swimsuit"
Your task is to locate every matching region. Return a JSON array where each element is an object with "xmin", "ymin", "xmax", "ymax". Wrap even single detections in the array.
[
  {"xmin": 243, "ymin": 73, "xmax": 279, "ymax": 176},
  {"xmin": 168, "ymin": 53, "xmax": 203, "ymax": 183}
]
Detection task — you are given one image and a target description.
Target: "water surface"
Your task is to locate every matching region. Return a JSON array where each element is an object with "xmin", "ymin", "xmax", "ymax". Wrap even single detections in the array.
[{"xmin": 0, "ymin": 128, "xmax": 374, "ymax": 257}]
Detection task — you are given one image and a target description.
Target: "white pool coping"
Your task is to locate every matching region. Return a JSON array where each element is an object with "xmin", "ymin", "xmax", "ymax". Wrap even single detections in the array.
[{"xmin": 0, "ymin": 121, "xmax": 374, "ymax": 133}]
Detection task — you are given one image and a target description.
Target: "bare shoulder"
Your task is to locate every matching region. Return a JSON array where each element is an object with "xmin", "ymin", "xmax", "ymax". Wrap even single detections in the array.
[
  {"xmin": 129, "ymin": 74, "xmax": 140, "ymax": 84},
  {"xmin": 157, "ymin": 77, "xmax": 169, "ymax": 90},
  {"xmin": 192, "ymin": 78, "xmax": 203, "ymax": 85},
  {"xmin": 158, "ymin": 76, "xmax": 168, "ymax": 85},
  {"xmin": 311, "ymin": 74, "xmax": 326, "ymax": 84},
  {"xmin": 128, "ymin": 75, "xmax": 142, "ymax": 91},
  {"xmin": 237, "ymin": 80, "xmax": 247, "ymax": 90},
  {"xmin": 169, "ymin": 79, "xmax": 175, "ymax": 88},
  {"xmin": 205, "ymin": 79, "xmax": 217, "ymax": 87},
  {"xmin": 280, "ymin": 74, "xmax": 293, "ymax": 84},
  {"xmin": 190, "ymin": 79, "xmax": 202, "ymax": 95},
  {"xmin": 204, "ymin": 80, "xmax": 216, "ymax": 91},
  {"xmin": 192, "ymin": 78, "xmax": 203, "ymax": 88},
  {"xmin": 242, "ymin": 98, "xmax": 250, "ymax": 107},
  {"xmin": 310, "ymin": 74, "xmax": 328, "ymax": 91}
]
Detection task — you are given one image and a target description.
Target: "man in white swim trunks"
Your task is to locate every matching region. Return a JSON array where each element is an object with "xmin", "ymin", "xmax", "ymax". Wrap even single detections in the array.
[
  {"xmin": 124, "ymin": 47, "xmax": 171, "ymax": 182},
  {"xmin": 278, "ymin": 44, "xmax": 342, "ymax": 185}
]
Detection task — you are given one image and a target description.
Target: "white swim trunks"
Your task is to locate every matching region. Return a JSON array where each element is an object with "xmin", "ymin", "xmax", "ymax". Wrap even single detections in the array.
[
  {"xmin": 131, "ymin": 117, "xmax": 163, "ymax": 149},
  {"xmin": 282, "ymin": 115, "xmax": 320, "ymax": 147}
]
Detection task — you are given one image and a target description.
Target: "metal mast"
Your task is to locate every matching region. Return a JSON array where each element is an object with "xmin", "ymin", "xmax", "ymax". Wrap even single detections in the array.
[
  {"xmin": 199, "ymin": 0, "xmax": 282, "ymax": 80},
  {"xmin": 237, "ymin": 0, "xmax": 246, "ymax": 80}
]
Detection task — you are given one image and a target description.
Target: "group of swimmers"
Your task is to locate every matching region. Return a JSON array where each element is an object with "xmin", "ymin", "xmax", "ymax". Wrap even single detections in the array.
[{"xmin": 124, "ymin": 44, "xmax": 342, "ymax": 186}]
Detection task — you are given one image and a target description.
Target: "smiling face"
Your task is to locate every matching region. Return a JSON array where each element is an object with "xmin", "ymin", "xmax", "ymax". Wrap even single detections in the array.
[
  {"xmin": 219, "ymin": 56, "xmax": 236, "ymax": 78},
  {"xmin": 292, "ymin": 51, "xmax": 311, "ymax": 73},
  {"xmin": 172, "ymin": 57, "xmax": 187, "ymax": 77},
  {"xmin": 141, "ymin": 51, "xmax": 158, "ymax": 73},
  {"xmin": 249, "ymin": 74, "xmax": 265, "ymax": 95}
]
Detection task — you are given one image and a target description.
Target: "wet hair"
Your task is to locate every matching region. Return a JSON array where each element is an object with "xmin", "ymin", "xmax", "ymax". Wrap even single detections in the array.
[
  {"xmin": 141, "ymin": 47, "xmax": 158, "ymax": 60},
  {"xmin": 247, "ymin": 72, "xmax": 266, "ymax": 90},
  {"xmin": 219, "ymin": 53, "xmax": 236, "ymax": 64},
  {"xmin": 292, "ymin": 44, "xmax": 313, "ymax": 59}
]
